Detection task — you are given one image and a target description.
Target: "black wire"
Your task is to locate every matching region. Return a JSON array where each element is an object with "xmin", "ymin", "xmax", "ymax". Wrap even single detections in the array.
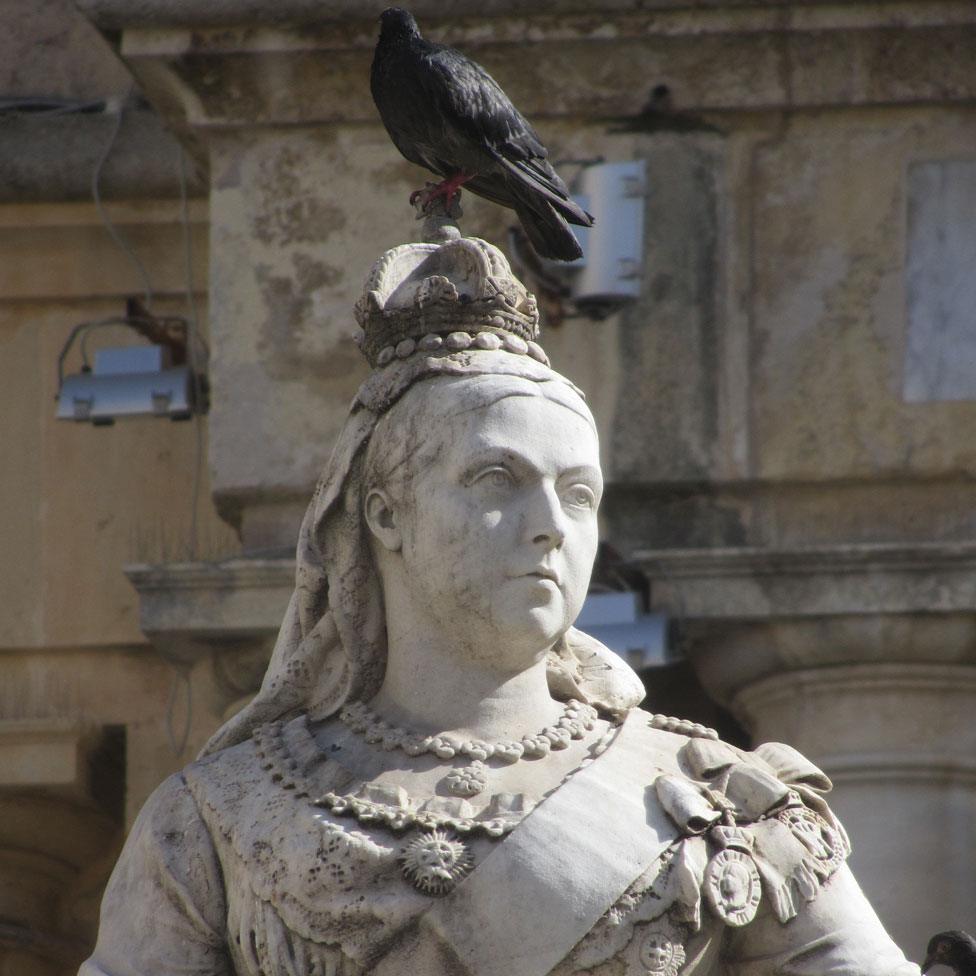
[{"xmin": 0, "ymin": 97, "xmax": 107, "ymax": 115}]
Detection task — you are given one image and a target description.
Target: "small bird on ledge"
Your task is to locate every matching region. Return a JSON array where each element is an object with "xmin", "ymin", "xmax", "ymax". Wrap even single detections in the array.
[{"xmin": 923, "ymin": 931, "xmax": 976, "ymax": 976}]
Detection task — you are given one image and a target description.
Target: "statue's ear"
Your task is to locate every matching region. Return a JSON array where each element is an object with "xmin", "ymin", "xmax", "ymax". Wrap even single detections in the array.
[{"xmin": 364, "ymin": 487, "xmax": 403, "ymax": 552}]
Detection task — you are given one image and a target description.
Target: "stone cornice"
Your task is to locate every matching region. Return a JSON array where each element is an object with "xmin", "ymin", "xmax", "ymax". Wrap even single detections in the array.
[
  {"xmin": 79, "ymin": 1, "xmax": 976, "ymax": 130},
  {"xmin": 125, "ymin": 556, "xmax": 293, "ymax": 591},
  {"xmin": 635, "ymin": 540, "xmax": 976, "ymax": 577},
  {"xmin": 124, "ymin": 558, "xmax": 294, "ymax": 663},
  {"xmin": 636, "ymin": 541, "xmax": 976, "ymax": 618},
  {"xmin": 76, "ymin": 1, "xmax": 976, "ymax": 32}
]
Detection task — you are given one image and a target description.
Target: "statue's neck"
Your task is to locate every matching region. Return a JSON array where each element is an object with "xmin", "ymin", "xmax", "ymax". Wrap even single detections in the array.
[{"xmin": 368, "ymin": 637, "xmax": 562, "ymax": 742}]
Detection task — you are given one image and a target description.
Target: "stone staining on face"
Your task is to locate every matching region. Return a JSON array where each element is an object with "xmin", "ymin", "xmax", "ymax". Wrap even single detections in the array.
[{"xmin": 390, "ymin": 386, "xmax": 602, "ymax": 663}]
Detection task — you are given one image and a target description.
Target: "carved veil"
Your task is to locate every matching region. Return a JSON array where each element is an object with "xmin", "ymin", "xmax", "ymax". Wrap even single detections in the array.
[{"xmin": 202, "ymin": 238, "xmax": 644, "ymax": 757}]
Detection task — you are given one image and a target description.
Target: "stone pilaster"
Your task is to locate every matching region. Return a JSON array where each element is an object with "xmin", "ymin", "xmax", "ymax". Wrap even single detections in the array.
[{"xmin": 639, "ymin": 542, "xmax": 976, "ymax": 952}]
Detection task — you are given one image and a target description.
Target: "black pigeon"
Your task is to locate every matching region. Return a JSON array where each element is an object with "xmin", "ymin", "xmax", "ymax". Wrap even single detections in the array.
[
  {"xmin": 923, "ymin": 931, "xmax": 976, "ymax": 976},
  {"xmin": 370, "ymin": 7, "xmax": 594, "ymax": 261}
]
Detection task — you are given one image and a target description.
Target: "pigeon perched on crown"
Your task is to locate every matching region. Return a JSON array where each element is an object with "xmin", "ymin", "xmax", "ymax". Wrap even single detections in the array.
[{"xmin": 353, "ymin": 236, "xmax": 546, "ymax": 369}]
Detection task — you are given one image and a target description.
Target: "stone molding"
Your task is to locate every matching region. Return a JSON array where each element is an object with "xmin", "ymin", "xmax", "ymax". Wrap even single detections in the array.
[
  {"xmin": 125, "ymin": 557, "xmax": 292, "ymax": 658},
  {"xmin": 78, "ymin": 2, "xmax": 976, "ymax": 132},
  {"xmin": 636, "ymin": 541, "xmax": 976, "ymax": 618},
  {"xmin": 124, "ymin": 559, "xmax": 294, "ymax": 705},
  {"xmin": 78, "ymin": 0, "xmax": 976, "ymax": 33},
  {"xmin": 731, "ymin": 662, "xmax": 976, "ymax": 781}
]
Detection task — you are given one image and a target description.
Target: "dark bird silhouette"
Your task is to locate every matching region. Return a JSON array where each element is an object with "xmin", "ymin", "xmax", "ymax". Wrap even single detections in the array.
[
  {"xmin": 923, "ymin": 931, "xmax": 976, "ymax": 976},
  {"xmin": 607, "ymin": 84, "xmax": 722, "ymax": 136},
  {"xmin": 370, "ymin": 7, "xmax": 594, "ymax": 261}
]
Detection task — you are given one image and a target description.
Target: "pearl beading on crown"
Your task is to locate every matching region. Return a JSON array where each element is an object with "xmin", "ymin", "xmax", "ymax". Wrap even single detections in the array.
[
  {"xmin": 352, "ymin": 236, "xmax": 544, "ymax": 369},
  {"xmin": 357, "ymin": 328, "xmax": 550, "ymax": 369}
]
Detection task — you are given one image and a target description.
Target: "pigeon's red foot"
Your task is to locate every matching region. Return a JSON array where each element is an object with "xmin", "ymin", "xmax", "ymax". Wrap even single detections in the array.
[{"xmin": 410, "ymin": 172, "xmax": 473, "ymax": 210}]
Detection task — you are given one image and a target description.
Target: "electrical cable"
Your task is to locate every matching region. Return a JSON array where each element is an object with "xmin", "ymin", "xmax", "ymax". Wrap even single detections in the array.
[
  {"xmin": 177, "ymin": 145, "xmax": 206, "ymax": 562},
  {"xmin": 91, "ymin": 92, "xmax": 155, "ymax": 310},
  {"xmin": 0, "ymin": 96, "xmax": 106, "ymax": 115},
  {"xmin": 151, "ymin": 144, "xmax": 212, "ymax": 758}
]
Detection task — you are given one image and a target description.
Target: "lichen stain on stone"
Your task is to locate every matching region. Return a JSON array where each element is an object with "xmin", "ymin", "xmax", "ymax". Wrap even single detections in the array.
[
  {"xmin": 255, "ymin": 255, "xmax": 343, "ymax": 376},
  {"xmin": 253, "ymin": 197, "xmax": 348, "ymax": 248},
  {"xmin": 251, "ymin": 145, "xmax": 348, "ymax": 247}
]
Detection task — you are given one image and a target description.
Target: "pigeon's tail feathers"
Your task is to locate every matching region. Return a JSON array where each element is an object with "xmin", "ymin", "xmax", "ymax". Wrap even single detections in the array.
[
  {"xmin": 513, "ymin": 197, "xmax": 584, "ymax": 262},
  {"xmin": 497, "ymin": 155, "xmax": 594, "ymax": 228}
]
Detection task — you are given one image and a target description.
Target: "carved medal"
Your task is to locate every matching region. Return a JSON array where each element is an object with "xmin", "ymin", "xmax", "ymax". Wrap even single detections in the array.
[
  {"xmin": 703, "ymin": 849, "xmax": 762, "ymax": 926},
  {"xmin": 443, "ymin": 760, "xmax": 489, "ymax": 797},
  {"xmin": 630, "ymin": 920, "xmax": 687, "ymax": 976},
  {"xmin": 399, "ymin": 828, "xmax": 473, "ymax": 895},
  {"xmin": 777, "ymin": 807, "xmax": 847, "ymax": 873}
]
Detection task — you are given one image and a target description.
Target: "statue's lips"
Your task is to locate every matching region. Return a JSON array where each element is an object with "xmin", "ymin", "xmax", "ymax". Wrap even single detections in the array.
[{"xmin": 520, "ymin": 568, "xmax": 560, "ymax": 586}]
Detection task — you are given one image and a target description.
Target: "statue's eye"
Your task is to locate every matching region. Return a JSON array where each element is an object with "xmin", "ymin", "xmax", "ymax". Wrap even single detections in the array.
[
  {"xmin": 477, "ymin": 467, "xmax": 513, "ymax": 489},
  {"xmin": 563, "ymin": 484, "xmax": 597, "ymax": 509}
]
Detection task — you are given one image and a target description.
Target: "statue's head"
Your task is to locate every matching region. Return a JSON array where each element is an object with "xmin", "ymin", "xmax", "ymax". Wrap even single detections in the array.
[
  {"xmin": 362, "ymin": 370, "xmax": 602, "ymax": 670},
  {"xmin": 201, "ymin": 235, "xmax": 643, "ymax": 756}
]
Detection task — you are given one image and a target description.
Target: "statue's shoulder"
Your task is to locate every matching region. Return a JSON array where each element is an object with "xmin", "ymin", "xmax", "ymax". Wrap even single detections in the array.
[
  {"xmin": 624, "ymin": 708, "xmax": 850, "ymax": 929},
  {"xmin": 180, "ymin": 712, "xmax": 346, "ymax": 826},
  {"xmin": 560, "ymin": 711, "xmax": 854, "ymax": 972}
]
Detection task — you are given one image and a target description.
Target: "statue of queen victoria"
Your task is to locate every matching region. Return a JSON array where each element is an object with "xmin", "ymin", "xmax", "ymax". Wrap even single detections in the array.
[{"xmin": 82, "ymin": 231, "xmax": 920, "ymax": 976}]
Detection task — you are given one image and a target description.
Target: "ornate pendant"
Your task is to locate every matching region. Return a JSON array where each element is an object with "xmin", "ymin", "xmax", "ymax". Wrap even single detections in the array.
[
  {"xmin": 703, "ymin": 848, "xmax": 762, "ymax": 926},
  {"xmin": 629, "ymin": 919, "xmax": 686, "ymax": 976},
  {"xmin": 399, "ymin": 828, "xmax": 473, "ymax": 895},
  {"xmin": 777, "ymin": 806, "xmax": 847, "ymax": 873},
  {"xmin": 442, "ymin": 760, "xmax": 489, "ymax": 797}
]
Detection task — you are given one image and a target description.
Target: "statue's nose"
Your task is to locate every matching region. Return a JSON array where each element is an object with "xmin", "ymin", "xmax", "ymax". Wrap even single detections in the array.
[{"xmin": 525, "ymin": 483, "xmax": 566, "ymax": 550}]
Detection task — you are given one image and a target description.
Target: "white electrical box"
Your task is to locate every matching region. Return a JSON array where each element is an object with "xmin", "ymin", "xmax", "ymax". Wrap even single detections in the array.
[{"xmin": 568, "ymin": 160, "xmax": 646, "ymax": 318}]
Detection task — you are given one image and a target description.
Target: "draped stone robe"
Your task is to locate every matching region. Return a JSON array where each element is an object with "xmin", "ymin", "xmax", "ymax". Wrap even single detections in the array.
[{"xmin": 80, "ymin": 709, "xmax": 919, "ymax": 976}]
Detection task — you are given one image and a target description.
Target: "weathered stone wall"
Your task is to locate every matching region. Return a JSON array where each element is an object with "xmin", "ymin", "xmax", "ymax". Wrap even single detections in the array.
[{"xmin": 0, "ymin": 5, "xmax": 236, "ymax": 970}]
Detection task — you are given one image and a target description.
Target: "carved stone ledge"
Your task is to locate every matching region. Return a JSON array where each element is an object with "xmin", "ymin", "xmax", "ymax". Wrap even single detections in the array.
[
  {"xmin": 124, "ymin": 557, "xmax": 293, "ymax": 661},
  {"xmin": 635, "ymin": 542, "xmax": 976, "ymax": 706},
  {"xmin": 124, "ymin": 557, "xmax": 294, "ymax": 712},
  {"xmin": 636, "ymin": 541, "xmax": 976, "ymax": 618},
  {"xmin": 77, "ymin": 2, "xmax": 976, "ymax": 134}
]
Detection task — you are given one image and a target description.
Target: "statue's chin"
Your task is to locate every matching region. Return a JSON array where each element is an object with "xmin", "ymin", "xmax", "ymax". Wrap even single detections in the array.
[{"xmin": 486, "ymin": 597, "xmax": 573, "ymax": 667}]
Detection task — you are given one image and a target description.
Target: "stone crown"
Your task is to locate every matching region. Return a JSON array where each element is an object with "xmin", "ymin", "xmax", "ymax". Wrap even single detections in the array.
[{"xmin": 353, "ymin": 236, "xmax": 545, "ymax": 369}]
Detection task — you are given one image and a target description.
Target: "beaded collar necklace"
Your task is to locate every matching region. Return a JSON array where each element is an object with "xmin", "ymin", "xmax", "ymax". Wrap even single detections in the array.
[{"xmin": 340, "ymin": 697, "xmax": 598, "ymax": 761}]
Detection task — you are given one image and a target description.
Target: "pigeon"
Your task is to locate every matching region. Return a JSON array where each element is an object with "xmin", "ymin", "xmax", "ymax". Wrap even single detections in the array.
[
  {"xmin": 923, "ymin": 931, "xmax": 976, "ymax": 976},
  {"xmin": 370, "ymin": 7, "xmax": 594, "ymax": 261}
]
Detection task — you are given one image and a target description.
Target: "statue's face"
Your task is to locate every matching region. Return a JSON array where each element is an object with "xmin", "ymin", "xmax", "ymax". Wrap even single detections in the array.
[{"xmin": 393, "ymin": 390, "xmax": 602, "ymax": 665}]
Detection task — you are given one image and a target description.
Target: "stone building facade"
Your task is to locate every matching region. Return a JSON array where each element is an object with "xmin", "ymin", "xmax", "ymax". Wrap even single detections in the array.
[{"xmin": 1, "ymin": 1, "xmax": 974, "ymax": 972}]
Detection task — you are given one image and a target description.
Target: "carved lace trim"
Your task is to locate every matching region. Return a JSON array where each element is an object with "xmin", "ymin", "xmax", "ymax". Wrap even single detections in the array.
[
  {"xmin": 315, "ymin": 786, "xmax": 526, "ymax": 838},
  {"xmin": 253, "ymin": 714, "xmax": 619, "ymax": 841},
  {"xmin": 319, "ymin": 721, "xmax": 620, "ymax": 840}
]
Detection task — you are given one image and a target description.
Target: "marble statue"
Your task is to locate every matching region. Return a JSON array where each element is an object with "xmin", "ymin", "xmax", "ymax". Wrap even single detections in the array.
[{"xmin": 81, "ymin": 228, "xmax": 921, "ymax": 976}]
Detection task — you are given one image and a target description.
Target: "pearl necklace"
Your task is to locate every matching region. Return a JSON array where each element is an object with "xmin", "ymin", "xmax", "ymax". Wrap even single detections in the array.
[
  {"xmin": 339, "ymin": 698, "xmax": 600, "ymax": 797},
  {"xmin": 340, "ymin": 698, "xmax": 599, "ymax": 761}
]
